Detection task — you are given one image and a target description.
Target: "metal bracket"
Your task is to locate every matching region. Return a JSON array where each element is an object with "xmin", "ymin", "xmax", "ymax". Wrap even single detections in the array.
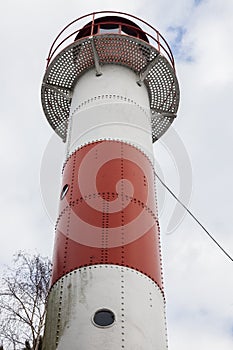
[
  {"xmin": 151, "ymin": 111, "xmax": 177, "ymax": 126},
  {"xmin": 43, "ymin": 83, "xmax": 72, "ymax": 101},
  {"xmin": 152, "ymin": 111, "xmax": 177, "ymax": 119},
  {"xmin": 90, "ymin": 37, "xmax": 102, "ymax": 77},
  {"xmin": 137, "ymin": 54, "xmax": 161, "ymax": 86}
]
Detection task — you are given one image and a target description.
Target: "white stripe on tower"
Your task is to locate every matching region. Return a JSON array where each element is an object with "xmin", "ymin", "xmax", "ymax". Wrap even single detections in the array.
[{"xmin": 67, "ymin": 65, "xmax": 153, "ymax": 159}]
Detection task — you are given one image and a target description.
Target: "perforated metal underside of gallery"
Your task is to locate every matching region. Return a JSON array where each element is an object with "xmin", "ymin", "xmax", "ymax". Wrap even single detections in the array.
[{"xmin": 41, "ymin": 34, "xmax": 180, "ymax": 142}]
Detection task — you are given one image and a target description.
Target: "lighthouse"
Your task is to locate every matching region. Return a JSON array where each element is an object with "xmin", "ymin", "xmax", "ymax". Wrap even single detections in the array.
[{"xmin": 41, "ymin": 11, "xmax": 179, "ymax": 350}]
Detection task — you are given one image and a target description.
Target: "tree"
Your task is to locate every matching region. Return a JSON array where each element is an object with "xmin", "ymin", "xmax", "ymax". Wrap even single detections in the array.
[{"xmin": 0, "ymin": 252, "xmax": 51, "ymax": 350}]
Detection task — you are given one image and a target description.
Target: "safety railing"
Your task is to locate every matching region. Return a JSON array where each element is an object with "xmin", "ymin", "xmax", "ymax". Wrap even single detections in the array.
[{"xmin": 46, "ymin": 11, "xmax": 175, "ymax": 71}]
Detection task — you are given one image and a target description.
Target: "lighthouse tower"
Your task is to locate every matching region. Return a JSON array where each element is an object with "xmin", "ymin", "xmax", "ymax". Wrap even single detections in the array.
[{"xmin": 41, "ymin": 11, "xmax": 179, "ymax": 350}]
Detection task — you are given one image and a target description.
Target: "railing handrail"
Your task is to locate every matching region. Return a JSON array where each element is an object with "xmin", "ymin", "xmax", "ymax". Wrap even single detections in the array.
[{"xmin": 46, "ymin": 11, "xmax": 175, "ymax": 71}]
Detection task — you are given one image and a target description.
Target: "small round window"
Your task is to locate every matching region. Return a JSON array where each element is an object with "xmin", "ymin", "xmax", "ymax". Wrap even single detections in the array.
[
  {"xmin": 93, "ymin": 309, "xmax": 115, "ymax": 328},
  {"xmin": 60, "ymin": 184, "xmax": 69, "ymax": 200}
]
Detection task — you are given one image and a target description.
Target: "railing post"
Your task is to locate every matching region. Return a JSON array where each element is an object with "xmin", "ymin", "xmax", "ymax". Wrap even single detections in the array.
[
  {"xmin": 157, "ymin": 31, "xmax": 161, "ymax": 53},
  {"xmin": 91, "ymin": 13, "xmax": 95, "ymax": 36}
]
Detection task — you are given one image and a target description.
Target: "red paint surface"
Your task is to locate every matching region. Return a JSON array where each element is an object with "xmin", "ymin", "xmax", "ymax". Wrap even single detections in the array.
[{"xmin": 52, "ymin": 141, "xmax": 162, "ymax": 289}]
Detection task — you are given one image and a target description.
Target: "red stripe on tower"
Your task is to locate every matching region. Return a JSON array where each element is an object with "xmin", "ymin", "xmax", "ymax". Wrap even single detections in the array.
[{"xmin": 52, "ymin": 140, "xmax": 162, "ymax": 288}]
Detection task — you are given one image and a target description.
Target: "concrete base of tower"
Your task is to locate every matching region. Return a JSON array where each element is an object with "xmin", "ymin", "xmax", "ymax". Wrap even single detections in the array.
[{"xmin": 42, "ymin": 265, "xmax": 167, "ymax": 350}]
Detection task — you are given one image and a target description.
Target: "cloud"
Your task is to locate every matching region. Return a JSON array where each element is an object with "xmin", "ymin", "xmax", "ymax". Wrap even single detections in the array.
[{"xmin": 0, "ymin": 0, "xmax": 233, "ymax": 348}]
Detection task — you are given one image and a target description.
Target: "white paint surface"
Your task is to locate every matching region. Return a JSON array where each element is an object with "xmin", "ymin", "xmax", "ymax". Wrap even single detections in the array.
[
  {"xmin": 43, "ymin": 265, "xmax": 167, "ymax": 350},
  {"xmin": 67, "ymin": 65, "xmax": 153, "ymax": 158}
]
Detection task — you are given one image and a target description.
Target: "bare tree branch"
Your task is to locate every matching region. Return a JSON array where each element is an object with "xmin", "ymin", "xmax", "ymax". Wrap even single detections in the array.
[{"xmin": 0, "ymin": 252, "xmax": 51, "ymax": 350}]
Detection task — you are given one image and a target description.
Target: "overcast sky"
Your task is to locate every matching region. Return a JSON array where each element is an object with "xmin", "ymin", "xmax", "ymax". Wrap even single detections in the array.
[{"xmin": 1, "ymin": 0, "xmax": 233, "ymax": 349}]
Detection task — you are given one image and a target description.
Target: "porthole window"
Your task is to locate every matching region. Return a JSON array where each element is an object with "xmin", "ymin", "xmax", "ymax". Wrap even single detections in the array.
[
  {"xmin": 60, "ymin": 184, "xmax": 69, "ymax": 200},
  {"xmin": 92, "ymin": 309, "xmax": 115, "ymax": 328}
]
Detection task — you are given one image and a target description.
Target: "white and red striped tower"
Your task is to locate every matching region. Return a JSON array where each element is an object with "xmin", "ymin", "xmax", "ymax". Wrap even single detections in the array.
[{"xmin": 41, "ymin": 11, "xmax": 179, "ymax": 350}]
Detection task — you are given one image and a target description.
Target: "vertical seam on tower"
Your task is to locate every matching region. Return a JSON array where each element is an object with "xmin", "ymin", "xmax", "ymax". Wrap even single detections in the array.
[
  {"xmin": 65, "ymin": 106, "xmax": 73, "ymax": 159},
  {"xmin": 101, "ymin": 195, "xmax": 105, "ymax": 264},
  {"xmin": 55, "ymin": 277, "xmax": 63, "ymax": 347},
  {"xmin": 105, "ymin": 192, "xmax": 110, "ymax": 263},
  {"xmin": 120, "ymin": 142, "xmax": 125, "ymax": 348},
  {"xmin": 56, "ymin": 150, "xmax": 76, "ymax": 346}
]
